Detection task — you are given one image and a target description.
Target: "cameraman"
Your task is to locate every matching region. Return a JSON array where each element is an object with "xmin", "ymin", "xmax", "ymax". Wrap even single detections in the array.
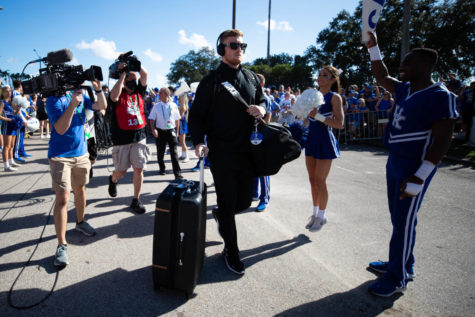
[
  {"xmin": 46, "ymin": 80, "xmax": 106, "ymax": 267},
  {"xmin": 107, "ymin": 57, "xmax": 151, "ymax": 214}
]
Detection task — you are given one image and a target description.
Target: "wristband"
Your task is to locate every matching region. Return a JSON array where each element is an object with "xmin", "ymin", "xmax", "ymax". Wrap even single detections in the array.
[
  {"xmin": 95, "ymin": 90, "xmax": 103, "ymax": 93},
  {"xmin": 314, "ymin": 113, "xmax": 326, "ymax": 122},
  {"xmin": 414, "ymin": 160, "xmax": 436, "ymax": 182},
  {"xmin": 404, "ymin": 182, "xmax": 423, "ymax": 196},
  {"xmin": 368, "ymin": 45, "xmax": 382, "ymax": 61}
]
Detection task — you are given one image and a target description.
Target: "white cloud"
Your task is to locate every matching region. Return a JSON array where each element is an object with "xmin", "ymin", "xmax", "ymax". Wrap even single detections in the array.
[
  {"xmin": 7, "ymin": 57, "xmax": 14, "ymax": 63},
  {"xmin": 144, "ymin": 49, "xmax": 163, "ymax": 63},
  {"xmin": 178, "ymin": 30, "xmax": 211, "ymax": 49},
  {"xmin": 256, "ymin": 19, "xmax": 294, "ymax": 31},
  {"xmin": 75, "ymin": 38, "xmax": 119, "ymax": 60}
]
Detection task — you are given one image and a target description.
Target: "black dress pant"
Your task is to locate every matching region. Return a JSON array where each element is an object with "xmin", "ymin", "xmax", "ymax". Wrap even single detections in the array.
[
  {"xmin": 155, "ymin": 128, "xmax": 181, "ymax": 176},
  {"xmin": 208, "ymin": 150, "xmax": 254, "ymax": 255}
]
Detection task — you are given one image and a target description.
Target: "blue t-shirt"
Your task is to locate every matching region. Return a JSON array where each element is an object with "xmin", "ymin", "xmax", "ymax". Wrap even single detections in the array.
[
  {"xmin": 46, "ymin": 94, "xmax": 93, "ymax": 158},
  {"xmin": 347, "ymin": 97, "xmax": 358, "ymax": 112},
  {"xmin": 264, "ymin": 95, "xmax": 273, "ymax": 114},
  {"xmin": 365, "ymin": 93, "xmax": 377, "ymax": 111},
  {"xmin": 461, "ymin": 89, "xmax": 473, "ymax": 113},
  {"xmin": 378, "ymin": 99, "xmax": 392, "ymax": 111},
  {"xmin": 384, "ymin": 82, "xmax": 458, "ymax": 160}
]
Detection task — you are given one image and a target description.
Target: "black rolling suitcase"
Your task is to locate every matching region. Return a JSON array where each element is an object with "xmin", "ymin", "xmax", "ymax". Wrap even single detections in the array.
[{"xmin": 152, "ymin": 156, "xmax": 207, "ymax": 298}]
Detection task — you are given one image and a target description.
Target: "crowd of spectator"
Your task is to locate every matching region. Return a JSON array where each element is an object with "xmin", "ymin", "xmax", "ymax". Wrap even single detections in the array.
[
  {"xmin": 1, "ymin": 72, "xmax": 474, "ymax": 173},
  {"xmin": 258, "ymin": 76, "xmax": 474, "ymax": 144}
]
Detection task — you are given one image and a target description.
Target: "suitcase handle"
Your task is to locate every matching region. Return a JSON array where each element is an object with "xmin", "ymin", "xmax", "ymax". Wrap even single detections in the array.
[
  {"xmin": 178, "ymin": 232, "xmax": 185, "ymax": 266},
  {"xmin": 199, "ymin": 150, "xmax": 205, "ymax": 193}
]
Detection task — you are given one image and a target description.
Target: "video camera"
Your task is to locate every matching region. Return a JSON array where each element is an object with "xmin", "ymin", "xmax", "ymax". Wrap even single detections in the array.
[
  {"xmin": 21, "ymin": 49, "xmax": 103, "ymax": 101},
  {"xmin": 108, "ymin": 51, "xmax": 141, "ymax": 79}
]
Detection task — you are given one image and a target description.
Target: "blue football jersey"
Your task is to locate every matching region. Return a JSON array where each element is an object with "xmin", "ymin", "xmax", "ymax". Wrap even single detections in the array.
[{"xmin": 384, "ymin": 82, "xmax": 458, "ymax": 160}]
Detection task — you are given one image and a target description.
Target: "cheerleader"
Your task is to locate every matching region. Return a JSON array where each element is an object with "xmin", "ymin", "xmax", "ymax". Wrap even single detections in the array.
[
  {"xmin": 305, "ymin": 66, "xmax": 344, "ymax": 231},
  {"xmin": 177, "ymin": 93, "xmax": 190, "ymax": 162},
  {"xmin": 1, "ymin": 86, "xmax": 23, "ymax": 171}
]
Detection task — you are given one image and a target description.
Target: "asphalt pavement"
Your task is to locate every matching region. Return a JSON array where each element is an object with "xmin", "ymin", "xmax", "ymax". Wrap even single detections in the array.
[{"xmin": 1, "ymin": 135, "xmax": 474, "ymax": 316}]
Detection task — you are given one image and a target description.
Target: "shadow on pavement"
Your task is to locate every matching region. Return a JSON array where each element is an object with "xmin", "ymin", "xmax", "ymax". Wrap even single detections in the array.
[
  {"xmin": 2, "ymin": 266, "xmax": 187, "ymax": 315},
  {"xmin": 0, "ymin": 256, "xmax": 57, "ymax": 274},
  {"xmin": 274, "ymin": 280, "xmax": 403, "ymax": 317},
  {"xmin": 199, "ymin": 234, "xmax": 311, "ymax": 285},
  {"xmin": 0, "ymin": 205, "xmax": 155, "ymax": 259}
]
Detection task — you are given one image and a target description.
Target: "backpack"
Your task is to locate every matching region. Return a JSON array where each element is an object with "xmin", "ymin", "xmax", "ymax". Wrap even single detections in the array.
[{"xmin": 94, "ymin": 110, "xmax": 113, "ymax": 151}]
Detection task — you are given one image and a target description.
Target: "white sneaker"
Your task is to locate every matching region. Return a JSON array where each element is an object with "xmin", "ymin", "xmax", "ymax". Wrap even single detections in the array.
[
  {"xmin": 5, "ymin": 166, "xmax": 17, "ymax": 172},
  {"xmin": 47, "ymin": 134, "xmax": 50, "ymax": 138},
  {"xmin": 305, "ymin": 215, "xmax": 316, "ymax": 229},
  {"xmin": 182, "ymin": 155, "xmax": 190, "ymax": 163},
  {"xmin": 40, "ymin": 135, "xmax": 45, "ymax": 139},
  {"xmin": 10, "ymin": 161, "xmax": 21, "ymax": 167},
  {"xmin": 309, "ymin": 217, "xmax": 327, "ymax": 232}
]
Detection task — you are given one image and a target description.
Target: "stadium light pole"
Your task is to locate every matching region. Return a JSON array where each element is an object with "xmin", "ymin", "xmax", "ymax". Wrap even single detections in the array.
[
  {"xmin": 232, "ymin": 0, "xmax": 236, "ymax": 28},
  {"xmin": 267, "ymin": 0, "xmax": 271, "ymax": 65},
  {"xmin": 33, "ymin": 49, "xmax": 42, "ymax": 70},
  {"xmin": 401, "ymin": 0, "xmax": 411, "ymax": 62}
]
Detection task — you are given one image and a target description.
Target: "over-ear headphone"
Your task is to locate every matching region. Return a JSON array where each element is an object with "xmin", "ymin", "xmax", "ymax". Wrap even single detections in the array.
[{"xmin": 216, "ymin": 32, "xmax": 226, "ymax": 56}]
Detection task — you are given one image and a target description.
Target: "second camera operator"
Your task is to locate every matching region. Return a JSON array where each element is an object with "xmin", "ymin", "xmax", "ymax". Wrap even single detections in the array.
[
  {"xmin": 47, "ymin": 80, "xmax": 107, "ymax": 267},
  {"xmin": 107, "ymin": 54, "xmax": 151, "ymax": 214}
]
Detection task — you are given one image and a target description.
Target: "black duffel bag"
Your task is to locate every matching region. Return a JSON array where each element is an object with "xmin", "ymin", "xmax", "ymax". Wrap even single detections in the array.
[
  {"xmin": 251, "ymin": 121, "xmax": 301, "ymax": 176},
  {"xmin": 218, "ymin": 74, "xmax": 302, "ymax": 177}
]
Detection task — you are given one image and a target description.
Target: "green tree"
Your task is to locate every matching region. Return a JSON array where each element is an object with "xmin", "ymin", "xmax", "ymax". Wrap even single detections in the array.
[
  {"xmin": 413, "ymin": 0, "xmax": 475, "ymax": 79},
  {"xmin": 167, "ymin": 47, "xmax": 220, "ymax": 84},
  {"xmin": 303, "ymin": 0, "xmax": 474, "ymax": 88},
  {"xmin": 9, "ymin": 72, "xmax": 30, "ymax": 81},
  {"xmin": 248, "ymin": 62, "xmax": 313, "ymax": 90},
  {"xmin": 248, "ymin": 52, "xmax": 313, "ymax": 89},
  {"xmin": 0, "ymin": 68, "xmax": 31, "ymax": 82},
  {"xmin": 253, "ymin": 53, "xmax": 294, "ymax": 67}
]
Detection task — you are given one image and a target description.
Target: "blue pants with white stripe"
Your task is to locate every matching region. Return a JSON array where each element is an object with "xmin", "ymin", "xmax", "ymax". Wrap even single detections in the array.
[
  {"xmin": 253, "ymin": 176, "xmax": 270, "ymax": 204},
  {"xmin": 385, "ymin": 154, "xmax": 436, "ymax": 286},
  {"xmin": 13, "ymin": 127, "xmax": 26, "ymax": 158}
]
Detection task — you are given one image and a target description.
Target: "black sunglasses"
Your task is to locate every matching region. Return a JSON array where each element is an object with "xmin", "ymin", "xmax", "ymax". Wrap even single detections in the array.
[{"xmin": 223, "ymin": 42, "xmax": 247, "ymax": 51}]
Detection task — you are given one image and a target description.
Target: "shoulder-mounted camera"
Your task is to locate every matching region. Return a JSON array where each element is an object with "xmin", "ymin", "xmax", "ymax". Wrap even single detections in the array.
[
  {"xmin": 109, "ymin": 51, "xmax": 141, "ymax": 79},
  {"xmin": 20, "ymin": 48, "xmax": 103, "ymax": 101}
]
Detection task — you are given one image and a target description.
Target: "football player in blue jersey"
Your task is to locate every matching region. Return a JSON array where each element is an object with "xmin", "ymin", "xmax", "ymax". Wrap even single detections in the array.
[{"xmin": 364, "ymin": 31, "xmax": 458, "ymax": 297}]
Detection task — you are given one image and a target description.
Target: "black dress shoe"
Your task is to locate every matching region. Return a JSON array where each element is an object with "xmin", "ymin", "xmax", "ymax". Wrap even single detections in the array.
[{"xmin": 158, "ymin": 170, "xmax": 166, "ymax": 175}]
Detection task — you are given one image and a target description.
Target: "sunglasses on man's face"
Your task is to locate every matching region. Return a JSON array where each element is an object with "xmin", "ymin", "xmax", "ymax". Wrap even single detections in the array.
[{"xmin": 223, "ymin": 42, "xmax": 247, "ymax": 51}]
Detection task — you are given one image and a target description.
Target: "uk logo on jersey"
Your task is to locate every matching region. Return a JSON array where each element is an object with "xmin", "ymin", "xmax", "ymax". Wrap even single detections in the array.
[{"xmin": 392, "ymin": 105, "xmax": 406, "ymax": 130}]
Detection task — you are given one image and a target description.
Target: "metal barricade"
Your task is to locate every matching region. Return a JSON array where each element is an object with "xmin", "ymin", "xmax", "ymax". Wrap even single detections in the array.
[{"xmin": 340, "ymin": 111, "xmax": 390, "ymax": 143}]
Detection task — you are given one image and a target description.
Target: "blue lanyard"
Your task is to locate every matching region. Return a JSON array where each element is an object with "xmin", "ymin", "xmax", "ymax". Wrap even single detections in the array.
[
  {"xmin": 161, "ymin": 102, "xmax": 171, "ymax": 120},
  {"xmin": 66, "ymin": 93, "xmax": 86, "ymax": 125}
]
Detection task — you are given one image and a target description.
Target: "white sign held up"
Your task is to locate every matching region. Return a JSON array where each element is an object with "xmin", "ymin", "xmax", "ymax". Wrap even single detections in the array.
[{"xmin": 361, "ymin": 0, "xmax": 386, "ymax": 43}]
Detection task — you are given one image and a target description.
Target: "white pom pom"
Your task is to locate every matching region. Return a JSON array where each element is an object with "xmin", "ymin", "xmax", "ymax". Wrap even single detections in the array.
[
  {"xmin": 26, "ymin": 117, "xmax": 40, "ymax": 132},
  {"xmin": 292, "ymin": 88, "xmax": 324, "ymax": 119},
  {"xmin": 12, "ymin": 96, "xmax": 30, "ymax": 109}
]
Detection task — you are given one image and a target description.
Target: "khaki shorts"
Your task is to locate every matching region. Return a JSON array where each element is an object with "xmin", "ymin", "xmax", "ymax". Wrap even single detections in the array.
[
  {"xmin": 112, "ymin": 139, "xmax": 151, "ymax": 172},
  {"xmin": 49, "ymin": 154, "xmax": 91, "ymax": 191}
]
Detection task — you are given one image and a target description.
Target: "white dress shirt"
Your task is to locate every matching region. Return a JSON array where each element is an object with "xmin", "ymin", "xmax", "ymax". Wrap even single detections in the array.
[{"xmin": 148, "ymin": 101, "xmax": 181, "ymax": 129}]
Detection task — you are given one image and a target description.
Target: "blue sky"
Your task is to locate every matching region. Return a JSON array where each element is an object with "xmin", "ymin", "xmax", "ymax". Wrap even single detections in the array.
[{"xmin": 0, "ymin": 0, "xmax": 361, "ymax": 89}]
